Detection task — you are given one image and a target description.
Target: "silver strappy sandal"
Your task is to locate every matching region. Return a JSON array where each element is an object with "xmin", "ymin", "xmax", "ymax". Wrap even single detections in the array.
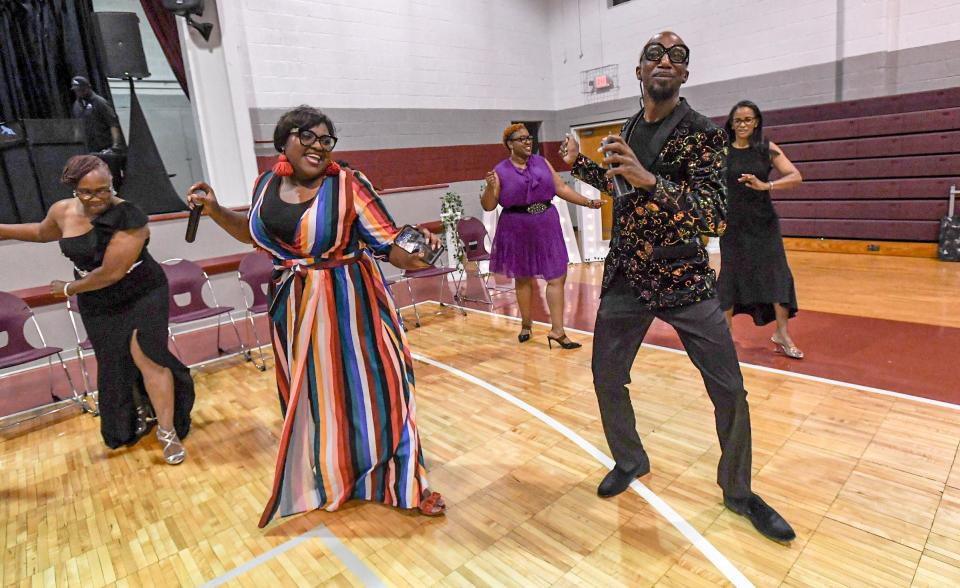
[{"xmin": 156, "ymin": 427, "xmax": 186, "ymax": 465}]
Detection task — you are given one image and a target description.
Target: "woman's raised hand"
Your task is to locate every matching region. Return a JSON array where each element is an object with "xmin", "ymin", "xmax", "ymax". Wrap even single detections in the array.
[
  {"xmin": 737, "ymin": 173, "xmax": 768, "ymax": 191},
  {"xmin": 186, "ymin": 182, "xmax": 220, "ymax": 214},
  {"xmin": 484, "ymin": 170, "xmax": 499, "ymax": 191}
]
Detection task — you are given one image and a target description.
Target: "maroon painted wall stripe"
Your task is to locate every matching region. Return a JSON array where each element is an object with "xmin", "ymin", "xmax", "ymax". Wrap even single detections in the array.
[{"xmin": 255, "ymin": 141, "xmax": 565, "ymax": 191}]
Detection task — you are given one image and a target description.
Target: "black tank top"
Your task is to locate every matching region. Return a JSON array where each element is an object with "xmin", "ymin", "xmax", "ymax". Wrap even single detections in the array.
[{"xmin": 259, "ymin": 177, "xmax": 315, "ymax": 244}]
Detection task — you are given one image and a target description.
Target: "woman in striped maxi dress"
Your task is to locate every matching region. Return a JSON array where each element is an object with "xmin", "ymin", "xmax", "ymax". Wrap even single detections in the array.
[{"xmin": 187, "ymin": 106, "xmax": 446, "ymax": 527}]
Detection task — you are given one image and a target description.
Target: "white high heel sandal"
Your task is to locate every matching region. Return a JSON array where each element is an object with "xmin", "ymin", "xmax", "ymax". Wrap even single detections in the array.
[{"xmin": 157, "ymin": 427, "xmax": 186, "ymax": 465}]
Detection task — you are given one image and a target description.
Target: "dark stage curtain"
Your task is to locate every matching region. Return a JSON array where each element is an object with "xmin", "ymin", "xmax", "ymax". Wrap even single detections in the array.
[
  {"xmin": 122, "ymin": 85, "xmax": 187, "ymax": 214},
  {"xmin": 139, "ymin": 0, "xmax": 189, "ymax": 98},
  {"xmin": 0, "ymin": 0, "xmax": 111, "ymax": 122}
]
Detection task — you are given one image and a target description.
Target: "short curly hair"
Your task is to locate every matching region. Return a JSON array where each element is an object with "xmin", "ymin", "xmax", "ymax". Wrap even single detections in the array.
[
  {"xmin": 502, "ymin": 123, "xmax": 528, "ymax": 147},
  {"xmin": 61, "ymin": 155, "xmax": 110, "ymax": 188},
  {"xmin": 272, "ymin": 105, "xmax": 337, "ymax": 153}
]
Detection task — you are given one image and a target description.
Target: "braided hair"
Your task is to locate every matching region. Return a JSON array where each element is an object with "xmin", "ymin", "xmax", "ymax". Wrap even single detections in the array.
[{"xmin": 61, "ymin": 155, "xmax": 110, "ymax": 188}]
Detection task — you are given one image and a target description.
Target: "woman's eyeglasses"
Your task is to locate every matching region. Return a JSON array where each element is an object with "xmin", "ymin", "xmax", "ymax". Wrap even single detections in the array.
[
  {"xmin": 74, "ymin": 187, "xmax": 115, "ymax": 200},
  {"xmin": 643, "ymin": 43, "xmax": 690, "ymax": 65},
  {"xmin": 291, "ymin": 128, "xmax": 338, "ymax": 150},
  {"xmin": 510, "ymin": 136, "xmax": 534, "ymax": 143},
  {"xmin": 732, "ymin": 118, "xmax": 757, "ymax": 127}
]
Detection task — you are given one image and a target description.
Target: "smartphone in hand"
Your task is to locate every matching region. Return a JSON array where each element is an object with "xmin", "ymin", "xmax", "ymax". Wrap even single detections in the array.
[{"xmin": 394, "ymin": 225, "xmax": 446, "ymax": 265}]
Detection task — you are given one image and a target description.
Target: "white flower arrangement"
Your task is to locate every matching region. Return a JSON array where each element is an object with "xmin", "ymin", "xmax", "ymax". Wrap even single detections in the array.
[{"xmin": 440, "ymin": 190, "xmax": 465, "ymax": 273}]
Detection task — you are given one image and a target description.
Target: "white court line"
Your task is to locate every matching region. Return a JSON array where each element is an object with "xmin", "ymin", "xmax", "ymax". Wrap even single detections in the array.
[
  {"xmin": 194, "ymin": 305, "xmax": 423, "ymax": 587},
  {"xmin": 413, "ymin": 353, "xmax": 756, "ymax": 588},
  {"xmin": 420, "ymin": 301, "xmax": 960, "ymax": 411},
  {"xmin": 192, "ymin": 301, "xmax": 425, "ymax": 584},
  {"xmin": 200, "ymin": 522, "xmax": 386, "ymax": 588},
  {"xmin": 182, "ymin": 303, "xmax": 425, "ymax": 586}
]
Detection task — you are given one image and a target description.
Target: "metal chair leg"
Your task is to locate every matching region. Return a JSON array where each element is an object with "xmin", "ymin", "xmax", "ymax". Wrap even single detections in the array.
[
  {"xmin": 244, "ymin": 310, "xmax": 268, "ymax": 371},
  {"xmin": 54, "ymin": 351, "xmax": 96, "ymax": 415},
  {"xmin": 215, "ymin": 314, "xmax": 224, "ymax": 355},
  {"xmin": 476, "ymin": 267, "xmax": 493, "ymax": 304},
  {"xmin": 439, "ymin": 274, "xmax": 467, "ymax": 316},
  {"xmin": 224, "ymin": 312, "xmax": 249, "ymax": 360},
  {"xmin": 65, "ymin": 302, "xmax": 96, "ymax": 412},
  {"xmin": 456, "ymin": 264, "xmax": 494, "ymax": 305},
  {"xmin": 169, "ymin": 327, "xmax": 186, "ymax": 363},
  {"xmin": 438, "ymin": 275, "xmax": 447, "ymax": 305},
  {"xmin": 47, "ymin": 356, "xmax": 58, "ymax": 402},
  {"xmin": 404, "ymin": 280, "xmax": 421, "ymax": 328},
  {"xmin": 74, "ymin": 347, "xmax": 99, "ymax": 415},
  {"xmin": 202, "ymin": 272, "xmax": 247, "ymax": 359},
  {"xmin": 33, "ymin": 312, "xmax": 95, "ymax": 416},
  {"xmin": 75, "ymin": 347, "xmax": 93, "ymax": 393}
]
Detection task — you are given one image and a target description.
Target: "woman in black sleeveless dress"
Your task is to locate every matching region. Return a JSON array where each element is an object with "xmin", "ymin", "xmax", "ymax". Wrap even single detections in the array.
[
  {"xmin": 0, "ymin": 155, "xmax": 194, "ymax": 461},
  {"xmin": 718, "ymin": 101, "xmax": 805, "ymax": 359}
]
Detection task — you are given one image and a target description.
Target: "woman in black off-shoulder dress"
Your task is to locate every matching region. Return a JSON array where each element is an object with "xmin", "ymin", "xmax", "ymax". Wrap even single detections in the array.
[{"xmin": 0, "ymin": 155, "xmax": 194, "ymax": 462}]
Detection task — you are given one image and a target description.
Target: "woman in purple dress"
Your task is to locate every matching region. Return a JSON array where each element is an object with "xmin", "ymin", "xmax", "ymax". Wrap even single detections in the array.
[{"xmin": 481, "ymin": 124, "xmax": 602, "ymax": 348}]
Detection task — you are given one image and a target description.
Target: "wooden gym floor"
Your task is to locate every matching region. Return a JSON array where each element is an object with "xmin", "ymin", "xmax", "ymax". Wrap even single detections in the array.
[{"xmin": 1, "ymin": 251, "xmax": 959, "ymax": 587}]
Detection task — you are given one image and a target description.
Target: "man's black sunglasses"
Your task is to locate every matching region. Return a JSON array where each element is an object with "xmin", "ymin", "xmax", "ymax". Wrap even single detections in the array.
[{"xmin": 642, "ymin": 43, "xmax": 690, "ymax": 65}]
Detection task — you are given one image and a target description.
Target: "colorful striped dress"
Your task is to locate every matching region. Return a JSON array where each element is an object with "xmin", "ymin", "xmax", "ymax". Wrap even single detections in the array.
[{"xmin": 249, "ymin": 166, "xmax": 431, "ymax": 528}]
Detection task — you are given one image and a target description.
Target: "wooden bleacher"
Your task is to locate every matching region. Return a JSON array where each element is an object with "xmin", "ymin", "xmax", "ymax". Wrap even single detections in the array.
[{"xmin": 755, "ymin": 87, "xmax": 960, "ymax": 243}]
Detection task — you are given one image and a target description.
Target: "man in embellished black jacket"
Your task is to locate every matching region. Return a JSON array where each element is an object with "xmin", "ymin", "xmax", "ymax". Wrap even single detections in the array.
[{"xmin": 562, "ymin": 31, "xmax": 794, "ymax": 543}]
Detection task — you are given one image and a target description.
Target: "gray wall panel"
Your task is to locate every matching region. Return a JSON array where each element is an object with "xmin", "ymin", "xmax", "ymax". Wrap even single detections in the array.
[{"xmin": 251, "ymin": 39, "xmax": 960, "ymax": 150}]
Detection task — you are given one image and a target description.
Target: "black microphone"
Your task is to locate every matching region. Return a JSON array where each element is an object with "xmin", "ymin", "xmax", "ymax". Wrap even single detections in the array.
[{"xmin": 185, "ymin": 192, "xmax": 204, "ymax": 243}]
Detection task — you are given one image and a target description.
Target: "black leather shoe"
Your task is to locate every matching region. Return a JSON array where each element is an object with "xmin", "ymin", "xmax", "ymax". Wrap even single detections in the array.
[
  {"xmin": 724, "ymin": 494, "xmax": 796, "ymax": 543},
  {"xmin": 597, "ymin": 455, "xmax": 651, "ymax": 498}
]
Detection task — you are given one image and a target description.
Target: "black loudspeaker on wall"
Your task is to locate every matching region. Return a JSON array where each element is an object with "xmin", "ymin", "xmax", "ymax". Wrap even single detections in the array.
[
  {"xmin": 93, "ymin": 12, "xmax": 151, "ymax": 79},
  {"xmin": 161, "ymin": 0, "xmax": 213, "ymax": 41},
  {"xmin": 161, "ymin": 0, "xmax": 204, "ymax": 13}
]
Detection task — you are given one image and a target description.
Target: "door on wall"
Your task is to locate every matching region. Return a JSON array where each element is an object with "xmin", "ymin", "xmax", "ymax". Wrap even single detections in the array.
[
  {"xmin": 511, "ymin": 120, "xmax": 542, "ymax": 154},
  {"xmin": 576, "ymin": 122, "xmax": 625, "ymax": 240}
]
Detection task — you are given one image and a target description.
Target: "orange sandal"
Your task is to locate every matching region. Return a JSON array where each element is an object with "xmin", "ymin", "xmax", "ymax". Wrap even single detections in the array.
[{"xmin": 418, "ymin": 491, "xmax": 446, "ymax": 517}]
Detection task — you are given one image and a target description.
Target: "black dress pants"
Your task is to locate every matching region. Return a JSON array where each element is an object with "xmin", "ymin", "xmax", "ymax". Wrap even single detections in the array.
[{"xmin": 591, "ymin": 274, "xmax": 753, "ymax": 499}]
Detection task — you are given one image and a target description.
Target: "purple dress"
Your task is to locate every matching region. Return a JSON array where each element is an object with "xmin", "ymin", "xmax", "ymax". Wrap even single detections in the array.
[{"xmin": 489, "ymin": 155, "xmax": 569, "ymax": 280}]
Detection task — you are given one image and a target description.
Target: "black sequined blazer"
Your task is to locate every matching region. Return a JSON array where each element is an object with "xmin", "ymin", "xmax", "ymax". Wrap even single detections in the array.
[{"xmin": 571, "ymin": 99, "xmax": 728, "ymax": 308}]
